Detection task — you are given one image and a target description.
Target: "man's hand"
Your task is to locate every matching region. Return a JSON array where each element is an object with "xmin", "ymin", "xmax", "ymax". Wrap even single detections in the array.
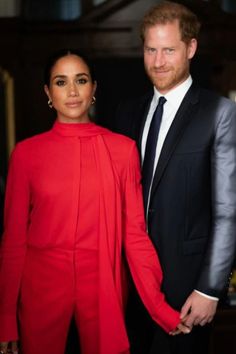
[{"xmin": 180, "ymin": 291, "xmax": 218, "ymax": 327}]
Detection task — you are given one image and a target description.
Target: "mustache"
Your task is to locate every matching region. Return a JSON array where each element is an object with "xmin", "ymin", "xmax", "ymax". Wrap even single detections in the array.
[{"xmin": 150, "ymin": 66, "xmax": 171, "ymax": 72}]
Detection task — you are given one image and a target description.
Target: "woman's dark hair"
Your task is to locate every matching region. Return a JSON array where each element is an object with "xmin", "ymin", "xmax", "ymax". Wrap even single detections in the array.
[{"xmin": 44, "ymin": 49, "xmax": 96, "ymax": 86}]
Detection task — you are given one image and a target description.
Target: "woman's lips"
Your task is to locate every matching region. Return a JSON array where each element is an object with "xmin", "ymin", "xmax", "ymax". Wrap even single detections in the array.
[{"xmin": 65, "ymin": 101, "xmax": 81, "ymax": 108}]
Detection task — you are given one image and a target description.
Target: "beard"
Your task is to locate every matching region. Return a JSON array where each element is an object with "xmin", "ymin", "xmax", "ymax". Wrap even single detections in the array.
[{"xmin": 145, "ymin": 65, "xmax": 189, "ymax": 93}]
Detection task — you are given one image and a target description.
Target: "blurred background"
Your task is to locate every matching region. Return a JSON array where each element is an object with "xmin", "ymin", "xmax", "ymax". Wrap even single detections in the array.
[{"xmin": 0, "ymin": 1, "xmax": 236, "ymax": 353}]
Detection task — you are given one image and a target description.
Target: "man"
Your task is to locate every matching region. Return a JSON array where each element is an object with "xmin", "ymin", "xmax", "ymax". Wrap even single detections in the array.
[{"xmin": 114, "ymin": 1, "xmax": 236, "ymax": 353}]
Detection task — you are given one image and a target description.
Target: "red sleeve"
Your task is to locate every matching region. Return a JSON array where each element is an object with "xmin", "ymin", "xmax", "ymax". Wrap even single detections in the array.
[
  {"xmin": 123, "ymin": 142, "xmax": 180, "ymax": 333},
  {"xmin": 0, "ymin": 143, "xmax": 30, "ymax": 341}
]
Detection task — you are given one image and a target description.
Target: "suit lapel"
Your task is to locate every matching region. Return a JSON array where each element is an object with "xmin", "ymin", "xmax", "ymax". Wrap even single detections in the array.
[{"xmin": 150, "ymin": 83, "xmax": 200, "ymax": 200}]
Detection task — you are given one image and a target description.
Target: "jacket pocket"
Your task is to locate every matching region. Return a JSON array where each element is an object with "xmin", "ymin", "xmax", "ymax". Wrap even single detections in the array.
[{"xmin": 183, "ymin": 237, "xmax": 208, "ymax": 255}]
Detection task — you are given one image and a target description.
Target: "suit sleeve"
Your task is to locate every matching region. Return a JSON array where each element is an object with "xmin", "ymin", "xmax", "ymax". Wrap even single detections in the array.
[
  {"xmin": 196, "ymin": 100, "xmax": 236, "ymax": 297},
  {"xmin": 0, "ymin": 144, "xmax": 30, "ymax": 341},
  {"xmin": 123, "ymin": 142, "xmax": 180, "ymax": 333}
]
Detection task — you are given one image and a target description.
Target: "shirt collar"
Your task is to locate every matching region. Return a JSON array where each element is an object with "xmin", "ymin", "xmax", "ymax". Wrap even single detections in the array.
[
  {"xmin": 153, "ymin": 76, "xmax": 193, "ymax": 109},
  {"xmin": 52, "ymin": 120, "xmax": 108, "ymax": 137}
]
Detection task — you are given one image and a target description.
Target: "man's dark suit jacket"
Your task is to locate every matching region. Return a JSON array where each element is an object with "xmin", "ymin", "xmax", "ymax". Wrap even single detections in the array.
[{"xmin": 114, "ymin": 82, "xmax": 236, "ymax": 310}]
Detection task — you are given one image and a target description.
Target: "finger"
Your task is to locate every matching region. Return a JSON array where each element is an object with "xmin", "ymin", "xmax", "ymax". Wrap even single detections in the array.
[
  {"xmin": 177, "ymin": 323, "xmax": 191, "ymax": 334},
  {"xmin": 183, "ymin": 315, "xmax": 194, "ymax": 328},
  {"xmin": 169, "ymin": 330, "xmax": 181, "ymax": 336},
  {"xmin": 195, "ymin": 313, "xmax": 209, "ymax": 326},
  {"xmin": 180, "ymin": 302, "xmax": 191, "ymax": 319},
  {"xmin": 180, "ymin": 314, "xmax": 189, "ymax": 322},
  {"xmin": 199, "ymin": 320, "xmax": 207, "ymax": 326},
  {"xmin": 207, "ymin": 316, "xmax": 214, "ymax": 323},
  {"xmin": 169, "ymin": 329, "xmax": 182, "ymax": 335},
  {"xmin": 184, "ymin": 311, "xmax": 203, "ymax": 327}
]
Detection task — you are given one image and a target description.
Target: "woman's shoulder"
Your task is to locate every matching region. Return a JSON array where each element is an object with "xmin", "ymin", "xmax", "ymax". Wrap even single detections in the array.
[{"xmin": 11, "ymin": 130, "xmax": 52, "ymax": 159}]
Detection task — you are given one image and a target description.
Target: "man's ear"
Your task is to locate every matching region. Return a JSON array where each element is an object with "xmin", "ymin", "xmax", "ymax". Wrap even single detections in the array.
[{"xmin": 188, "ymin": 38, "xmax": 197, "ymax": 59}]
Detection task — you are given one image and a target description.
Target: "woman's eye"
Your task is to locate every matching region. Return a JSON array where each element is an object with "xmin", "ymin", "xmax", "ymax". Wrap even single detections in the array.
[
  {"xmin": 77, "ymin": 78, "xmax": 88, "ymax": 84},
  {"xmin": 56, "ymin": 80, "xmax": 65, "ymax": 86}
]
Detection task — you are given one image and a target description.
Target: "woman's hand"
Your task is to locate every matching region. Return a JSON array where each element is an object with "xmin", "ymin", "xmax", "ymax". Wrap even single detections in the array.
[
  {"xmin": 0, "ymin": 341, "xmax": 18, "ymax": 354},
  {"xmin": 0, "ymin": 342, "xmax": 8, "ymax": 354},
  {"xmin": 169, "ymin": 322, "xmax": 192, "ymax": 336}
]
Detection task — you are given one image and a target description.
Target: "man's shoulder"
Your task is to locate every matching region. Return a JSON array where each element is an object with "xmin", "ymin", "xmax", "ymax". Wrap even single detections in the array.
[
  {"xmin": 113, "ymin": 90, "xmax": 153, "ymax": 138},
  {"xmin": 194, "ymin": 84, "xmax": 235, "ymax": 108}
]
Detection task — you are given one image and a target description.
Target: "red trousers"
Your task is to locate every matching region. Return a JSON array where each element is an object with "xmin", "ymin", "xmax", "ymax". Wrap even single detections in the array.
[{"xmin": 18, "ymin": 247, "xmax": 103, "ymax": 354}]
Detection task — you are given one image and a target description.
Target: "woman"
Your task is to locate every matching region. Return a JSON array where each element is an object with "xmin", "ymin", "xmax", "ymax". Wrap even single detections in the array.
[{"xmin": 0, "ymin": 50, "xmax": 189, "ymax": 354}]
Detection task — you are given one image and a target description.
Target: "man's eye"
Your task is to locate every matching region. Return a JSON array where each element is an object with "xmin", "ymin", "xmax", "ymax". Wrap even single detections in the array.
[
  {"xmin": 146, "ymin": 47, "xmax": 156, "ymax": 54},
  {"xmin": 165, "ymin": 48, "xmax": 174, "ymax": 54}
]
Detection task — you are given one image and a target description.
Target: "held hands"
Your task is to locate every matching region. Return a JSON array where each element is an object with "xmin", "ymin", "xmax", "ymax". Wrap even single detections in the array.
[
  {"xmin": 169, "ymin": 321, "xmax": 192, "ymax": 335},
  {"xmin": 0, "ymin": 341, "xmax": 18, "ymax": 354},
  {"xmin": 180, "ymin": 290, "xmax": 218, "ymax": 327},
  {"xmin": 169, "ymin": 290, "xmax": 218, "ymax": 336}
]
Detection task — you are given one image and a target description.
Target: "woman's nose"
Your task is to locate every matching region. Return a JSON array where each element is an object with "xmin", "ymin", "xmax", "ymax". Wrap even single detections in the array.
[{"xmin": 68, "ymin": 83, "xmax": 78, "ymax": 96}]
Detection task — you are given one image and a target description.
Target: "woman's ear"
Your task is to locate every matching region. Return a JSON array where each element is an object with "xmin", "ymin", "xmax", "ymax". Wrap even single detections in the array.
[
  {"xmin": 93, "ymin": 81, "xmax": 97, "ymax": 97},
  {"xmin": 44, "ymin": 84, "xmax": 51, "ymax": 100}
]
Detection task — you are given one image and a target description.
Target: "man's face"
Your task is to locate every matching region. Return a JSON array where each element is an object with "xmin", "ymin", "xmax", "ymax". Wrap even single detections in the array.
[{"xmin": 143, "ymin": 20, "xmax": 197, "ymax": 94}]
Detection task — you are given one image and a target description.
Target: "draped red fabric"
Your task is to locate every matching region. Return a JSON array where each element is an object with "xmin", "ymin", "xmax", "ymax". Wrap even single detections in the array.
[{"xmin": 0, "ymin": 121, "xmax": 180, "ymax": 353}]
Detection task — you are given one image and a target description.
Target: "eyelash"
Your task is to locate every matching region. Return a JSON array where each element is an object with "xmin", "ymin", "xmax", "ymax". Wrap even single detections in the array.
[
  {"xmin": 145, "ymin": 47, "xmax": 156, "ymax": 54},
  {"xmin": 55, "ymin": 78, "xmax": 88, "ymax": 86},
  {"xmin": 165, "ymin": 48, "xmax": 174, "ymax": 54},
  {"xmin": 77, "ymin": 78, "xmax": 88, "ymax": 84},
  {"xmin": 56, "ymin": 80, "xmax": 65, "ymax": 86},
  {"xmin": 145, "ymin": 48, "xmax": 174, "ymax": 54}
]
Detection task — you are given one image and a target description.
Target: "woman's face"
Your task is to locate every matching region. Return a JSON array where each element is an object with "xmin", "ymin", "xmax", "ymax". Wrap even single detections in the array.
[{"xmin": 44, "ymin": 54, "xmax": 97, "ymax": 123}]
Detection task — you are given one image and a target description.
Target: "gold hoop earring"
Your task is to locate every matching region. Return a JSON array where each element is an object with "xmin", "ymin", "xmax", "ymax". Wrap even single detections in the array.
[
  {"xmin": 91, "ymin": 96, "xmax": 96, "ymax": 105},
  {"xmin": 48, "ymin": 99, "xmax": 53, "ymax": 109}
]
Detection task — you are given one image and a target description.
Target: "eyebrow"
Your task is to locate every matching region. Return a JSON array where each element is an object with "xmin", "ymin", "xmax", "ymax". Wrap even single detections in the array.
[{"xmin": 52, "ymin": 73, "xmax": 90, "ymax": 80}]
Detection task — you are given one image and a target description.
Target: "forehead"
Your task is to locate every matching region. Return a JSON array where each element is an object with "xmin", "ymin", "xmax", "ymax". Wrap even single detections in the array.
[
  {"xmin": 144, "ymin": 21, "xmax": 182, "ymax": 44},
  {"xmin": 51, "ymin": 55, "xmax": 90, "ymax": 75}
]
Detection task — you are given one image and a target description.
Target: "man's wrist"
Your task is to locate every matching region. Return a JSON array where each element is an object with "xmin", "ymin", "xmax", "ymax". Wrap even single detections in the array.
[{"xmin": 194, "ymin": 289, "xmax": 219, "ymax": 301}]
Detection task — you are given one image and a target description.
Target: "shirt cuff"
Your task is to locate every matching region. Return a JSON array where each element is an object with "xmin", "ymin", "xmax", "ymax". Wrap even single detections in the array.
[{"xmin": 194, "ymin": 289, "xmax": 219, "ymax": 301}]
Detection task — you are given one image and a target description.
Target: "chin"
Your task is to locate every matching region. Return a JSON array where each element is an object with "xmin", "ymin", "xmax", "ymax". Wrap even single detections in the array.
[{"xmin": 153, "ymin": 82, "xmax": 168, "ymax": 93}]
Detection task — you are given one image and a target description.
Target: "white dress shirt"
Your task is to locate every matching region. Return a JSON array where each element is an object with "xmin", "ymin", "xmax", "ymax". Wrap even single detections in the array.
[{"xmin": 141, "ymin": 76, "xmax": 192, "ymax": 165}]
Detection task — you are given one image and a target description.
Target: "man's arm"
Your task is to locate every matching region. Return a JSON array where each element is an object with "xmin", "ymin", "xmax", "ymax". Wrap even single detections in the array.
[{"xmin": 181, "ymin": 98, "xmax": 236, "ymax": 326}]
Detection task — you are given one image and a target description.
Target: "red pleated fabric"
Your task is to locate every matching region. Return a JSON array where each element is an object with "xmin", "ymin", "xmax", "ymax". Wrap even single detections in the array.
[{"xmin": 0, "ymin": 121, "xmax": 180, "ymax": 354}]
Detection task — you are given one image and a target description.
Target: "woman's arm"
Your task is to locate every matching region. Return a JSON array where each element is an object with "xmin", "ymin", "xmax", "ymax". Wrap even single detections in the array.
[
  {"xmin": 123, "ymin": 142, "xmax": 181, "ymax": 333},
  {"xmin": 0, "ymin": 143, "xmax": 30, "ymax": 341}
]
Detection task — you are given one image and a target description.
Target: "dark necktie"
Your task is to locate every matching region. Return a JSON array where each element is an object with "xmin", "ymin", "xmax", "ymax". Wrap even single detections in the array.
[{"xmin": 142, "ymin": 96, "xmax": 166, "ymax": 212}]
